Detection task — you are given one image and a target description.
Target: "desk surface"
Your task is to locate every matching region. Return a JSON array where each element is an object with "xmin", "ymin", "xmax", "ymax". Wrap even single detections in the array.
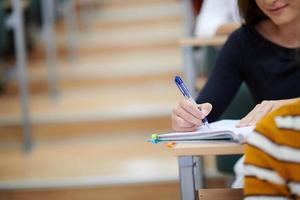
[
  {"xmin": 179, "ymin": 36, "xmax": 228, "ymax": 47},
  {"xmin": 172, "ymin": 142, "xmax": 244, "ymax": 156}
]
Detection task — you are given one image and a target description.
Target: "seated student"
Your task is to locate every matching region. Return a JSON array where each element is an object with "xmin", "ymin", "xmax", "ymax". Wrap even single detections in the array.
[
  {"xmin": 172, "ymin": 0, "xmax": 300, "ymax": 188},
  {"xmin": 172, "ymin": 0, "xmax": 300, "ymax": 132},
  {"xmin": 195, "ymin": 0, "xmax": 241, "ymax": 38},
  {"xmin": 244, "ymin": 99, "xmax": 300, "ymax": 199}
]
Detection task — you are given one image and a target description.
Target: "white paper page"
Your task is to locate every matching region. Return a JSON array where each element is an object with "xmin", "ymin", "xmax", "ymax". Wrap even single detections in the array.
[
  {"xmin": 197, "ymin": 120, "xmax": 254, "ymax": 142},
  {"xmin": 197, "ymin": 120, "xmax": 240, "ymax": 131},
  {"xmin": 158, "ymin": 120, "xmax": 254, "ymax": 142}
]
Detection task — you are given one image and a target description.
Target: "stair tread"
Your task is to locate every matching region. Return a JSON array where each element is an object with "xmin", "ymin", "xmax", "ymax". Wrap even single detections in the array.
[
  {"xmin": 0, "ymin": 133, "xmax": 178, "ymax": 189},
  {"xmin": 58, "ymin": 20, "xmax": 183, "ymax": 48},
  {"xmin": 81, "ymin": 14, "xmax": 182, "ymax": 31},
  {"xmin": 0, "ymin": 82, "xmax": 182, "ymax": 125},
  {"xmin": 96, "ymin": 0, "xmax": 179, "ymax": 8},
  {"xmin": 86, "ymin": 1, "xmax": 182, "ymax": 22},
  {"xmin": 24, "ymin": 49, "xmax": 182, "ymax": 81}
]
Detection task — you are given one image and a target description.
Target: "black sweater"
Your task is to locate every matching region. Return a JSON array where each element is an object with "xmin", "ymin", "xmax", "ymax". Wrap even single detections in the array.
[{"xmin": 196, "ymin": 25, "xmax": 300, "ymax": 121}]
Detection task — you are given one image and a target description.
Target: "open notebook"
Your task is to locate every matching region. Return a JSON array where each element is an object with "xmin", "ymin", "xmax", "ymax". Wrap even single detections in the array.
[{"xmin": 151, "ymin": 120, "xmax": 254, "ymax": 144}]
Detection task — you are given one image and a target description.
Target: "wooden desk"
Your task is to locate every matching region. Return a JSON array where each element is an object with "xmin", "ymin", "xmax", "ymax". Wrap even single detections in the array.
[
  {"xmin": 179, "ymin": 36, "xmax": 228, "ymax": 47},
  {"xmin": 171, "ymin": 142, "xmax": 244, "ymax": 200}
]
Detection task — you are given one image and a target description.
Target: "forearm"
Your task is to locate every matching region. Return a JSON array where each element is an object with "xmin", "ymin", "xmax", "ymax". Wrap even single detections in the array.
[{"xmin": 279, "ymin": 97, "xmax": 300, "ymax": 105}]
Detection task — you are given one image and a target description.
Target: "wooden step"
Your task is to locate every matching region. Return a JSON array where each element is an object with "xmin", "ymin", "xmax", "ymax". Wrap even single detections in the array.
[
  {"xmin": 29, "ymin": 41, "xmax": 179, "ymax": 60},
  {"xmin": 0, "ymin": 132, "xmax": 229, "ymax": 200},
  {"xmin": 7, "ymin": 47, "xmax": 183, "ymax": 94},
  {"xmin": 6, "ymin": 72, "xmax": 182, "ymax": 95},
  {"xmin": 27, "ymin": 47, "xmax": 182, "ymax": 74},
  {"xmin": 57, "ymin": 0, "xmax": 183, "ymax": 41},
  {"xmin": 0, "ymin": 176, "xmax": 233, "ymax": 200},
  {"xmin": 0, "ymin": 130, "xmax": 227, "ymax": 199},
  {"xmin": 58, "ymin": 17, "xmax": 183, "ymax": 46},
  {"xmin": 0, "ymin": 181, "xmax": 180, "ymax": 200},
  {"xmin": 0, "ymin": 132, "xmax": 179, "ymax": 200},
  {"xmin": 0, "ymin": 133, "xmax": 178, "ymax": 184},
  {"xmin": 0, "ymin": 115, "xmax": 173, "ymax": 144},
  {"xmin": 0, "ymin": 81, "xmax": 182, "ymax": 142},
  {"xmin": 83, "ymin": 0, "xmax": 180, "ymax": 10},
  {"xmin": 78, "ymin": 14, "xmax": 183, "ymax": 32},
  {"xmin": 82, "ymin": 0, "xmax": 182, "ymax": 23}
]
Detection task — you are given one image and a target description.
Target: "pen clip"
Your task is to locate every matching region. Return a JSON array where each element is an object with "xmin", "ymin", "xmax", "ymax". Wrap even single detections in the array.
[
  {"xmin": 175, "ymin": 81, "xmax": 186, "ymax": 96},
  {"xmin": 180, "ymin": 82, "xmax": 191, "ymax": 98},
  {"xmin": 175, "ymin": 76, "xmax": 191, "ymax": 98}
]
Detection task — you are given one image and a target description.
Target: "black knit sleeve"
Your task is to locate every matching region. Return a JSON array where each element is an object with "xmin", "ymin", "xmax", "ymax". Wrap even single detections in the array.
[{"xmin": 196, "ymin": 28, "xmax": 245, "ymax": 121}]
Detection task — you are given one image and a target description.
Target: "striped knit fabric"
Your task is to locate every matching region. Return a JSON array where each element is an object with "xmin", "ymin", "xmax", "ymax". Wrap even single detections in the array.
[{"xmin": 244, "ymin": 100, "xmax": 300, "ymax": 200}]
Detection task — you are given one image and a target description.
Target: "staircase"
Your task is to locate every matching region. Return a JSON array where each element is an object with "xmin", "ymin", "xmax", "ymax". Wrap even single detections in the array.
[{"xmin": 0, "ymin": 0, "xmax": 185, "ymax": 199}]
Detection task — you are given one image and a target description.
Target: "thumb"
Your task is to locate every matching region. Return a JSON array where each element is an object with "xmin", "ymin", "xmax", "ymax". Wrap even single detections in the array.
[{"xmin": 197, "ymin": 103, "xmax": 212, "ymax": 116}]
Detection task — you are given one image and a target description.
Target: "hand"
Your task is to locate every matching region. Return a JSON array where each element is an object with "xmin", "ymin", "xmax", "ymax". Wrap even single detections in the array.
[
  {"xmin": 172, "ymin": 99, "xmax": 212, "ymax": 132},
  {"xmin": 237, "ymin": 99, "xmax": 296, "ymax": 127}
]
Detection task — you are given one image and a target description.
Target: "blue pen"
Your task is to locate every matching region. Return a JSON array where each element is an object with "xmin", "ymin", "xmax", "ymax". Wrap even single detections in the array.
[{"xmin": 175, "ymin": 76, "xmax": 209, "ymax": 128}]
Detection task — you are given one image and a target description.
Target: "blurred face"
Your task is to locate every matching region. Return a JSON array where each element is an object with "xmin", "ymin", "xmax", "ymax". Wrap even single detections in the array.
[{"xmin": 255, "ymin": 0, "xmax": 300, "ymax": 26}]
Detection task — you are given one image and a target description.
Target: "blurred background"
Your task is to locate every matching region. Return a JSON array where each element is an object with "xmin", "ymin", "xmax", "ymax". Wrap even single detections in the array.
[{"xmin": 0, "ymin": 0, "xmax": 235, "ymax": 199}]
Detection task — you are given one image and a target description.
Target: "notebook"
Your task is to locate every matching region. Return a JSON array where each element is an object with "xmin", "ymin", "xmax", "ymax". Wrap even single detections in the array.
[{"xmin": 151, "ymin": 120, "xmax": 254, "ymax": 144}]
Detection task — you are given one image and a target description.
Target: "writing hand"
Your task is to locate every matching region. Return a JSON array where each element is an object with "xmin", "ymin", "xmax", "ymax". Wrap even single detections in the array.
[{"xmin": 172, "ymin": 99, "xmax": 212, "ymax": 132}]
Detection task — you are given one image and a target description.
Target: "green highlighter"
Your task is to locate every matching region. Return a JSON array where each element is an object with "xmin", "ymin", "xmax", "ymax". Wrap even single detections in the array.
[{"xmin": 151, "ymin": 134, "xmax": 159, "ymax": 144}]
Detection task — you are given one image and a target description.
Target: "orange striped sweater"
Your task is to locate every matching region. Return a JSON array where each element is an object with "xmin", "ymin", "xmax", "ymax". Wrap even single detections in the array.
[{"xmin": 244, "ymin": 100, "xmax": 300, "ymax": 200}]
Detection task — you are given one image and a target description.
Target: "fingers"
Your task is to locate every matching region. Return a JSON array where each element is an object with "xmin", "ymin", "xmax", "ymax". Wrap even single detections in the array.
[
  {"xmin": 172, "ymin": 111, "xmax": 196, "ymax": 128},
  {"xmin": 172, "ymin": 100, "xmax": 213, "ymax": 132},
  {"xmin": 237, "ymin": 100, "xmax": 275, "ymax": 127},
  {"xmin": 179, "ymin": 100, "xmax": 202, "ymax": 119},
  {"xmin": 172, "ymin": 115, "xmax": 198, "ymax": 132},
  {"xmin": 174, "ymin": 100, "xmax": 202, "ymax": 126},
  {"xmin": 250, "ymin": 101, "xmax": 274, "ymax": 124},
  {"xmin": 237, "ymin": 104, "xmax": 260, "ymax": 127}
]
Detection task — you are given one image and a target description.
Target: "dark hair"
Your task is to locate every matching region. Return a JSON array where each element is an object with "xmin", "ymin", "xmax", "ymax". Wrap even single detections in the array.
[{"xmin": 238, "ymin": 0, "xmax": 268, "ymax": 26}]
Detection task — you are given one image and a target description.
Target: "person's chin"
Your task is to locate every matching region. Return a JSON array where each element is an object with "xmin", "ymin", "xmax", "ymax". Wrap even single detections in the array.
[{"xmin": 270, "ymin": 16, "xmax": 293, "ymax": 26}]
